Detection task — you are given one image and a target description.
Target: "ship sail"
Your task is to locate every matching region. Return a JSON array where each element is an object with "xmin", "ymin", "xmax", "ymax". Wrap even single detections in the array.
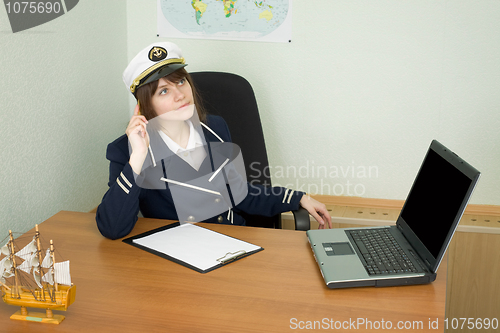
[
  {"xmin": 40, "ymin": 261, "xmax": 72, "ymax": 286},
  {"xmin": 14, "ymin": 238, "xmax": 36, "ymax": 260},
  {"xmin": 1, "ymin": 257, "xmax": 13, "ymax": 277},
  {"xmin": 12, "ymin": 238, "xmax": 44, "ymax": 275},
  {"xmin": 1, "ymin": 256, "xmax": 14, "ymax": 286},
  {"xmin": 0, "ymin": 256, "xmax": 8, "ymax": 273},
  {"xmin": 54, "ymin": 261, "xmax": 71, "ymax": 286},
  {"xmin": 32, "ymin": 251, "xmax": 49, "ymax": 289},
  {"xmin": 1, "ymin": 257, "xmax": 10, "ymax": 278},
  {"xmin": 31, "ymin": 256, "xmax": 40, "ymax": 268},
  {"xmin": 41, "ymin": 248, "xmax": 52, "ymax": 268},
  {"xmin": 42, "ymin": 269, "xmax": 54, "ymax": 285},
  {"xmin": 1, "ymin": 243, "xmax": 9, "ymax": 256},
  {"xmin": 33, "ymin": 268, "xmax": 43, "ymax": 289},
  {"xmin": 17, "ymin": 254, "xmax": 35, "ymax": 274}
]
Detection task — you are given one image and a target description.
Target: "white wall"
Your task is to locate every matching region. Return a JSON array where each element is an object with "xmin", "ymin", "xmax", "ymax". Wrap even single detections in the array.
[
  {"xmin": 127, "ymin": 0, "xmax": 500, "ymax": 205},
  {"xmin": 1, "ymin": 0, "xmax": 498, "ymax": 239},
  {"xmin": 0, "ymin": 1, "xmax": 129, "ymax": 238}
]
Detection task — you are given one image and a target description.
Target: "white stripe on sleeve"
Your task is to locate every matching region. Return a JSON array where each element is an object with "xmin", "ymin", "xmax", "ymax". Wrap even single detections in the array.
[
  {"xmin": 120, "ymin": 172, "xmax": 132, "ymax": 188},
  {"xmin": 116, "ymin": 178, "xmax": 130, "ymax": 194},
  {"xmin": 287, "ymin": 190, "xmax": 295, "ymax": 204},
  {"xmin": 282, "ymin": 189, "xmax": 290, "ymax": 203}
]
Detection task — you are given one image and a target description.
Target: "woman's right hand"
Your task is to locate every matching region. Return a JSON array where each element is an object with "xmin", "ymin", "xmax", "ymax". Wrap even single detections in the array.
[{"xmin": 126, "ymin": 104, "xmax": 150, "ymax": 174}]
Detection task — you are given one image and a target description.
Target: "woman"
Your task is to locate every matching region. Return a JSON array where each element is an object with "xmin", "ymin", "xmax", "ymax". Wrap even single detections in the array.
[{"xmin": 96, "ymin": 42, "xmax": 331, "ymax": 239}]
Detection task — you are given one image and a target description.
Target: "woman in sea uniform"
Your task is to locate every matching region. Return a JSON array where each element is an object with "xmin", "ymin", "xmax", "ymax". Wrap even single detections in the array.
[{"xmin": 96, "ymin": 42, "xmax": 331, "ymax": 240}]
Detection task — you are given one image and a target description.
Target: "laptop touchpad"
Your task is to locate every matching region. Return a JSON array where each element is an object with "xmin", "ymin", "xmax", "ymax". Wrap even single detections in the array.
[{"xmin": 323, "ymin": 242, "xmax": 355, "ymax": 256}]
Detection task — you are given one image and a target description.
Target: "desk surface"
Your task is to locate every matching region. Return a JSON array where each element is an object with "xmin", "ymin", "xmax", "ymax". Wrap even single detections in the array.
[{"xmin": 1, "ymin": 211, "xmax": 447, "ymax": 332}]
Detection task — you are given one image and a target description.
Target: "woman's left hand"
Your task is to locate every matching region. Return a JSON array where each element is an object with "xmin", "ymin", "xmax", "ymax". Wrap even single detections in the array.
[{"xmin": 299, "ymin": 195, "xmax": 333, "ymax": 229}]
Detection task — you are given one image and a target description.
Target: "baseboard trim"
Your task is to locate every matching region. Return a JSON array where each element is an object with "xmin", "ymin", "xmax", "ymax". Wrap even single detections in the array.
[{"xmin": 308, "ymin": 195, "xmax": 500, "ymax": 216}]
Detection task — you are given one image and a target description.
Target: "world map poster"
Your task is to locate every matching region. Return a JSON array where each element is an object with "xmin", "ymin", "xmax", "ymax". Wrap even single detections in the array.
[{"xmin": 157, "ymin": 0, "xmax": 292, "ymax": 42}]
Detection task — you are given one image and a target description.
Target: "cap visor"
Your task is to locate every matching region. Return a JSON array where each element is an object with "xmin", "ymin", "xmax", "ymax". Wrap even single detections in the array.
[{"xmin": 142, "ymin": 63, "xmax": 188, "ymax": 86}]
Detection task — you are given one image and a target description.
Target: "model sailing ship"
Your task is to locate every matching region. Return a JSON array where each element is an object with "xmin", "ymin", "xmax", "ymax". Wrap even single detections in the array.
[{"xmin": 0, "ymin": 225, "xmax": 76, "ymax": 324}]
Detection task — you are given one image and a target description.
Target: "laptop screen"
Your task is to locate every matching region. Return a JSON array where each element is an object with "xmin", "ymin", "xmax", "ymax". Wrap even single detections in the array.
[{"xmin": 400, "ymin": 148, "xmax": 472, "ymax": 259}]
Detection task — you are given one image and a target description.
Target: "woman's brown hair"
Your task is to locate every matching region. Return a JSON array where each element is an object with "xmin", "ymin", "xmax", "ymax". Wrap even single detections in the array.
[{"xmin": 135, "ymin": 68, "xmax": 207, "ymax": 123}]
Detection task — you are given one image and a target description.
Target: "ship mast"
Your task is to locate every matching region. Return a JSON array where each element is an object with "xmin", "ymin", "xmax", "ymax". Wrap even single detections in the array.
[
  {"xmin": 8, "ymin": 230, "xmax": 20, "ymax": 298},
  {"xmin": 34, "ymin": 224, "xmax": 47, "ymax": 301},
  {"xmin": 49, "ymin": 240, "xmax": 58, "ymax": 292}
]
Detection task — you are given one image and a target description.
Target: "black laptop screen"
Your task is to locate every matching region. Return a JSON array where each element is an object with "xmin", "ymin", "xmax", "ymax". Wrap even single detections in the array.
[{"xmin": 400, "ymin": 149, "xmax": 472, "ymax": 258}]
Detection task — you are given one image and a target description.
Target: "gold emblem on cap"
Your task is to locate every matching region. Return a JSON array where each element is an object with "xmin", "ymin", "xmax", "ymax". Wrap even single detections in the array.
[{"xmin": 149, "ymin": 46, "xmax": 168, "ymax": 62}]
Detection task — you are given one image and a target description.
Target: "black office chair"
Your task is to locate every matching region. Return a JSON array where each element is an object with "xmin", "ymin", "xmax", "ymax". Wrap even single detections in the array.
[{"xmin": 190, "ymin": 71, "xmax": 309, "ymax": 230}]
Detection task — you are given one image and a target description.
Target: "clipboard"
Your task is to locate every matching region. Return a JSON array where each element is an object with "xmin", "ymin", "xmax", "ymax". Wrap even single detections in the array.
[{"xmin": 122, "ymin": 222, "xmax": 264, "ymax": 273}]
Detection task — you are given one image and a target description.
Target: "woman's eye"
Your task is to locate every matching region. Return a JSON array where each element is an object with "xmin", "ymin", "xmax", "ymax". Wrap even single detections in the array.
[
  {"xmin": 178, "ymin": 78, "xmax": 186, "ymax": 85},
  {"xmin": 160, "ymin": 88, "xmax": 168, "ymax": 95}
]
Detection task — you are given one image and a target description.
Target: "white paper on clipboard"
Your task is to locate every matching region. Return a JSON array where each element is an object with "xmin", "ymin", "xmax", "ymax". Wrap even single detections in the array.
[{"xmin": 132, "ymin": 223, "xmax": 262, "ymax": 272}]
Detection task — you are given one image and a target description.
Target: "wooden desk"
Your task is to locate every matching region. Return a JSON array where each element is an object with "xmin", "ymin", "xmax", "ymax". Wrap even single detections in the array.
[{"xmin": 1, "ymin": 211, "xmax": 447, "ymax": 332}]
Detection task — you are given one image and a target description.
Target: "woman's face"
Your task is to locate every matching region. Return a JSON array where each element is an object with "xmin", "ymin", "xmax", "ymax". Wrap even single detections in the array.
[{"xmin": 151, "ymin": 76, "xmax": 194, "ymax": 121}]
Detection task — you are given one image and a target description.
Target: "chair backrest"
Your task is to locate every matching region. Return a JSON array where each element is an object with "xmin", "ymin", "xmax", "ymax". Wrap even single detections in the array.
[{"xmin": 190, "ymin": 71, "xmax": 279, "ymax": 228}]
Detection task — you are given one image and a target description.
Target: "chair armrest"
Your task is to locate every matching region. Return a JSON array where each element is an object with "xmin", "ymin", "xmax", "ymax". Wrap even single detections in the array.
[{"xmin": 292, "ymin": 207, "xmax": 310, "ymax": 231}]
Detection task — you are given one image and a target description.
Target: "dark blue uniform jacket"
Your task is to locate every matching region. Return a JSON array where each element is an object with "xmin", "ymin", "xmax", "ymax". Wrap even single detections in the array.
[{"xmin": 96, "ymin": 115, "xmax": 304, "ymax": 239}]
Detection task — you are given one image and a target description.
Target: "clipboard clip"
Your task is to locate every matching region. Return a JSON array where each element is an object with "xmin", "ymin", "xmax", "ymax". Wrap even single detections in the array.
[{"xmin": 217, "ymin": 250, "xmax": 247, "ymax": 265}]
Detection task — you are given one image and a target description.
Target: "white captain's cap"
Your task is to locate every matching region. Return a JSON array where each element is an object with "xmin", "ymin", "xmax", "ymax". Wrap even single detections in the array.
[{"xmin": 123, "ymin": 42, "xmax": 187, "ymax": 97}]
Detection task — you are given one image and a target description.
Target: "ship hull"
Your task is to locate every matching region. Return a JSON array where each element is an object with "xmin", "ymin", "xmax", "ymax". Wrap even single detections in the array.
[{"xmin": 1, "ymin": 284, "xmax": 76, "ymax": 311}]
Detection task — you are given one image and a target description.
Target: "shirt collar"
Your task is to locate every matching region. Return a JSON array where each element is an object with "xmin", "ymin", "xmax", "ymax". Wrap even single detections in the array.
[{"xmin": 158, "ymin": 120, "xmax": 204, "ymax": 153}]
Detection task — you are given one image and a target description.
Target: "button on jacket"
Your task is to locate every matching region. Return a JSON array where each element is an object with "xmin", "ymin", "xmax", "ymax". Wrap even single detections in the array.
[{"xmin": 96, "ymin": 115, "xmax": 304, "ymax": 239}]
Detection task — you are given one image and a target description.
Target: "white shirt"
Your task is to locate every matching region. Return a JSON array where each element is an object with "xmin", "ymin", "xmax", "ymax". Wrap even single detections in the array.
[{"xmin": 158, "ymin": 120, "xmax": 207, "ymax": 171}]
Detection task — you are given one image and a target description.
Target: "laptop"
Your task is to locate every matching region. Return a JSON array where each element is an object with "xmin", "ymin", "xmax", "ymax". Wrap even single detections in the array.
[{"xmin": 307, "ymin": 140, "xmax": 480, "ymax": 288}]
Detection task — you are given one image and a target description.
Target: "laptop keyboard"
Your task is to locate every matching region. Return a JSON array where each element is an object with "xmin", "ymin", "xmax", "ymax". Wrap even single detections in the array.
[{"xmin": 346, "ymin": 228, "xmax": 420, "ymax": 275}]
